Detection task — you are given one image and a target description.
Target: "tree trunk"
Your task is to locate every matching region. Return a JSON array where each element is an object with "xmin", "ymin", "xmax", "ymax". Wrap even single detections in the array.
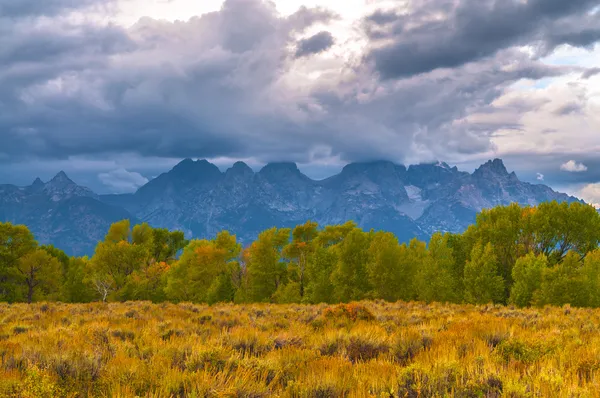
[{"xmin": 27, "ymin": 283, "xmax": 33, "ymax": 304}]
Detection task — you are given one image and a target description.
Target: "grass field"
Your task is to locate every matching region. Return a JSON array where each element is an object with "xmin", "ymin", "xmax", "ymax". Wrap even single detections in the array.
[{"xmin": 0, "ymin": 301, "xmax": 599, "ymax": 397}]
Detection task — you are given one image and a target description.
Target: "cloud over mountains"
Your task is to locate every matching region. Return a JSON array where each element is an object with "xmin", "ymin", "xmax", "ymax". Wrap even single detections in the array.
[{"xmin": 0, "ymin": 0, "xmax": 599, "ymax": 195}]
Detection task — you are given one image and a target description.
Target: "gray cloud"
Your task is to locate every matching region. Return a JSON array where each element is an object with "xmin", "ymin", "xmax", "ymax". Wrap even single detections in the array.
[
  {"xmin": 554, "ymin": 102, "xmax": 584, "ymax": 116},
  {"xmin": 582, "ymin": 67, "xmax": 600, "ymax": 79},
  {"xmin": 365, "ymin": 0, "xmax": 600, "ymax": 79},
  {"xmin": 295, "ymin": 31, "xmax": 334, "ymax": 58},
  {"xmin": 98, "ymin": 168, "xmax": 149, "ymax": 192},
  {"xmin": 0, "ymin": 0, "xmax": 112, "ymax": 18},
  {"xmin": 0, "ymin": 0, "xmax": 597, "ymax": 193}
]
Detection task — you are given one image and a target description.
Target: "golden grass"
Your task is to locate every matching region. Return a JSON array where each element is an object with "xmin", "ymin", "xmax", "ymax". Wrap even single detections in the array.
[{"xmin": 0, "ymin": 301, "xmax": 599, "ymax": 397}]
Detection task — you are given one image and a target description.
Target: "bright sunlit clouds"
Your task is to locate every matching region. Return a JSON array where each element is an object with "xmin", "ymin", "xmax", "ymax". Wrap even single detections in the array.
[{"xmin": 116, "ymin": 0, "xmax": 370, "ymax": 25}]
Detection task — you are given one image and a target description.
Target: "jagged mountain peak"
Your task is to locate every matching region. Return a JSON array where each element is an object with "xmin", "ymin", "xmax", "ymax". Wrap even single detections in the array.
[
  {"xmin": 226, "ymin": 161, "xmax": 254, "ymax": 176},
  {"xmin": 173, "ymin": 158, "xmax": 195, "ymax": 169},
  {"xmin": 37, "ymin": 172, "xmax": 98, "ymax": 202},
  {"xmin": 259, "ymin": 162, "xmax": 308, "ymax": 182},
  {"xmin": 171, "ymin": 158, "xmax": 221, "ymax": 175},
  {"xmin": 341, "ymin": 160, "xmax": 403, "ymax": 174},
  {"xmin": 474, "ymin": 158, "xmax": 509, "ymax": 176},
  {"xmin": 49, "ymin": 171, "xmax": 74, "ymax": 185},
  {"xmin": 260, "ymin": 162, "xmax": 299, "ymax": 173},
  {"xmin": 31, "ymin": 177, "xmax": 44, "ymax": 188}
]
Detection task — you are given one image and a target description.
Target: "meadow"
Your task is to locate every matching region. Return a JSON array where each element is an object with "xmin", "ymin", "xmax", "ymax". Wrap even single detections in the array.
[{"xmin": 0, "ymin": 301, "xmax": 599, "ymax": 397}]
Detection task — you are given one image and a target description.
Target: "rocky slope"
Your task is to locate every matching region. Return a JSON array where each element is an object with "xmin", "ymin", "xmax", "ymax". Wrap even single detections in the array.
[
  {"xmin": 0, "ymin": 173, "xmax": 133, "ymax": 256},
  {"xmin": 1, "ymin": 159, "xmax": 579, "ymax": 255}
]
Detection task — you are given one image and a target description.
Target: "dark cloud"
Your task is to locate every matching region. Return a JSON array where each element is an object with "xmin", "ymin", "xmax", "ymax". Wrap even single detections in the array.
[
  {"xmin": 295, "ymin": 31, "xmax": 334, "ymax": 58},
  {"xmin": 0, "ymin": 0, "xmax": 111, "ymax": 18},
  {"xmin": 0, "ymin": 0, "xmax": 597, "ymax": 194},
  {"xmin": 554, "ymin": 102, "xmax": 584, "ymax": 116},
  {"xmin": 0, "ymin": 25, "xmax": 134, "ymax": 66},
  {"xmin": 582, "ymin": 67, "xmax": 600, "ymax": 79},
  {"xmin": 0, "ymin": 0, "xmax": 344, "ymax": 164},
  {"xmin": 365, "ymin": 0, "xmax": 600, "ymax": 79}
]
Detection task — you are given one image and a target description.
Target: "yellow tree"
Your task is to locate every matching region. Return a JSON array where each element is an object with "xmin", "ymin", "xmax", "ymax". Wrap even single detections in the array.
[
  {"xmin": 0, "ymin": 222, "xmax": 37, "ymax": 301},
  {"xmin": 17, "ymin": 249, "xmax": 62, "ymax": 303},
  {"xmin": 166, "ymin": 231, "xmax": 241, "ymax": 303}
]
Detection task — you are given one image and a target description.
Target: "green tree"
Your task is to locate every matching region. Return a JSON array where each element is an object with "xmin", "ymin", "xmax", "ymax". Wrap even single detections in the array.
[
  {"xmin": 445, "ymin": 233, "xmax": 468, "ymax": 292},
  {"xmin": 531, "ymin": 202, "xmax": 600, "ymax": 264},
  {"xmin": 331, "ymin": 228, "xmax": 372, "ymax": 302},
  {"xmin": 105, "ymin": 219, "xmax": 132, "ymax": 243},
  {"xmin": 63, "ymin": 257, "xmax": 96, "ymax": 303},
  {"xmin": 0, "ymin": 222, "xmax": 37, "ymax": 301},
  {"xmin": 463, "ymin": 204, "xmax": 527, "ymax": 294},
  {"xmin": 304, "ymin": 246, "xmax": 337, "ymax": 304},
  {"xmin": 132, "ymin": 223, "xmax": 154, "ymax": 246},
  {"xmin": 581, "ymin": 250, "xmax": 600, "ymax": 307},
  {"xmin": 272, "ymin": 282, "xmax": 302, "ymax": 304},
  {"xmin": 150, "ymin": 228, "xmax": 188, "ymax": 263},
  {"xmin": 17, "ymin": 249, "xmax": 62, "ymax": 303},
  {"xmin": 166, "ymin": 232, "xmax": 241, "ymax": 303},
  {"xmin": 367, "ymin": 232, "xmax": 413, "ymax": 302},
  {"xmin": 239, "ymin": 228, "xmax": 290, "ymax": 303},
  {"xmin": 165, "ymin": 240, "xmax": 216, "ymax": 302},
  {"xmin": 88, "ymin": 239, "xmax": 149, "ymax": 302},
  {"xmin": 510, "ymin": 253, "xmax": 547, "ymax": 308},
  {"xmin": 283, "ymin": 221, "xmax": 319, "ymax": 299},
  {"xmin": 415, "ymin": 233, "xmax": 459, "ymax": 303},
  {"xmin": 535, "ymin": 251, "xmax": 586, "ymax": 307},
  {"xmin": 463, "ymin": 243, "xmax": 505, "ymax": 304},
  {"xmin": 315, "ymin": 222, "xmax": 357, "ymax": 248}
]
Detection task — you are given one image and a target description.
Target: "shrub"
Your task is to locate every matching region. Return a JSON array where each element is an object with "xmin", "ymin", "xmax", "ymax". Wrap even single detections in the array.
[
  {"xmin": 393, "ymin": 332, "xmax": 433, "ymax": 365},
  {"xmin": 322, "ymin": 304, "xmax": 375, "ymax": 322}
]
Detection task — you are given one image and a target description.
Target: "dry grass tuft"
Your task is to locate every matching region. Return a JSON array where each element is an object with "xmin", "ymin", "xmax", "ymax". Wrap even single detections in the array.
[{"xmin": 0, "ymin": 301, "xmax": 598, "ymax": 396}]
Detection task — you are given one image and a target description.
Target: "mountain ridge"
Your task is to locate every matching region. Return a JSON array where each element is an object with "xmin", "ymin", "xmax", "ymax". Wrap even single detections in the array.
[{"xmin": 0, "ymin": 159, "xmax": 581, "ymax": 255}]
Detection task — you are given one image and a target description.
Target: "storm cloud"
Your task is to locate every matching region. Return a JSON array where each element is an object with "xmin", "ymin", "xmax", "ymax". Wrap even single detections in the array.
[
  {"xmin": 0, "ymin": 0, "xmax": 599, "ymax": 194},
  {"xmin": 365, "ymin": 0, "xmax": 600, "ymax": 79},
  {"xmin": 295, "ymin": 31, "xmax": 335, "ymax": 57}
]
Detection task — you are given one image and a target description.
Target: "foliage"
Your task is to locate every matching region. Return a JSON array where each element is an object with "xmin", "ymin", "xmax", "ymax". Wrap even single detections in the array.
[
  {"xmin": 510, "ymin": 252, "xmax": 548, "ymax": 307},
  {"xmin": 17, "ymin": 249, "xmax": 62, "ymax": 303},
  {"xmin": 1, "ymin": 201, "xmax": 600, "ymax": 308},
  {"xmin": 463, "ymin": 243, "xmax": 505, "ymax": 304}
]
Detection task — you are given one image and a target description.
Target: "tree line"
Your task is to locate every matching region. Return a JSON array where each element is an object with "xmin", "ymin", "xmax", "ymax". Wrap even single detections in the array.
[{"xmin": 1, "ymin": 201, "xmax": 600, "ymax": 307}]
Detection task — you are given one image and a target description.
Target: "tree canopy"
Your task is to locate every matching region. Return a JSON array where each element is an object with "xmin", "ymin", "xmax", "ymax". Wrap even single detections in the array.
[{"xmin": 0, "ymin": 201, "xmax": 599, "ymax": 307}]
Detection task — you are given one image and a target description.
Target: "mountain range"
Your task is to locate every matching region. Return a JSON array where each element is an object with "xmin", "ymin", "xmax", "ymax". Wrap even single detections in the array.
[{"xmin": 0, "ymin": 158, "xmax": 579, "ymax": 255}]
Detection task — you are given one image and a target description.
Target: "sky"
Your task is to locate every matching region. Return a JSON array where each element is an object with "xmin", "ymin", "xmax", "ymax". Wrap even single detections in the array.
[{"xmin": 0, "ymin": 0, "xmax": 599, "ymax": 203}]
